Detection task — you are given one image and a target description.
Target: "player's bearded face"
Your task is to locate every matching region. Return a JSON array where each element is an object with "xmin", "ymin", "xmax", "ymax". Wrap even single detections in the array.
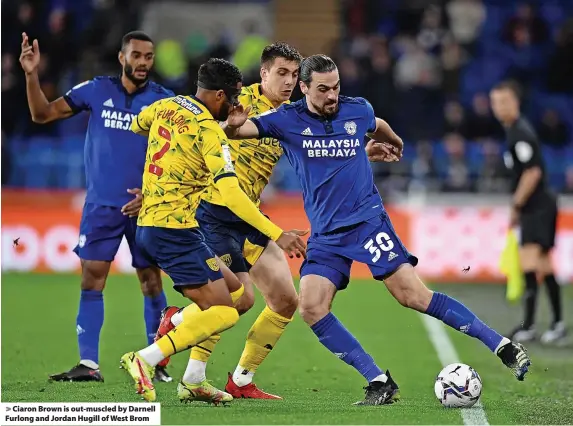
[
  {"xmin": 215, "ymin": 83, "xmax": 242, "ymax": 121},
  {"xmin": 304, "ymin": 71, "xmax": 340, "ymax": 116},
  {"xmin": 121, "ymin": 40, "xmax": 154, "ymax": 85}
]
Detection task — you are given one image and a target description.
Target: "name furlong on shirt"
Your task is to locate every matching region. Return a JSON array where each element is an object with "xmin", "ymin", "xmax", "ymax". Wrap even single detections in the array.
[{"xmin": 303, "ymin": 138, "xmax": 361, "ymax": 158}]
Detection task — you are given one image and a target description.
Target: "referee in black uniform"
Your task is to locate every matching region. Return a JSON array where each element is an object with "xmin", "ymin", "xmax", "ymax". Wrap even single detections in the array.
[{"xmin": 490, "ymin": 81, "xmax": 565, "ymax": 344}]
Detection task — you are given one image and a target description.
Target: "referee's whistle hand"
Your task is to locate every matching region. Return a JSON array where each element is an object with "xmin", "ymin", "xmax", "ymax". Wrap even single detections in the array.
[{"xmin": 276, "ymin": 229, "xmax": 308, "ymax": 259}]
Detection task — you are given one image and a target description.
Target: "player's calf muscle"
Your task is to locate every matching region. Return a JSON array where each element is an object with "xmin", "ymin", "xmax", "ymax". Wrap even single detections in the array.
[{"xmin": 136, "ymin": 267, "xmax": 163, "ymax": 297}]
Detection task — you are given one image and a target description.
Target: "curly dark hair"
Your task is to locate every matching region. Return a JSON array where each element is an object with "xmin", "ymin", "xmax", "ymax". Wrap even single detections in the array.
[
  {"xmin": 198, "ymin": 58, "xmax": 242, "ymax": 89},
  {"xmin": 261, "ymin": 42, "xmax": 303, "ymax": 68},
  {"xmin": 121, "ymin": 31, "xmax": 153, "ymax": 51}
]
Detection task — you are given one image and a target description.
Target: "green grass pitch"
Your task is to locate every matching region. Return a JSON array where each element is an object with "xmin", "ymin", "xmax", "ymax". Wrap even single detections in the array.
[{"xmin": 2, "ymin": 273, "xmax": 572, "ymax": 425}]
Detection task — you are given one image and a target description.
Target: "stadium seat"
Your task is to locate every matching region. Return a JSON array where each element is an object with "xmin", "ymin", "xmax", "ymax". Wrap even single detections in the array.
[{"xmin": 24, "ymin": 137, "xmax": 58, "ymax": 188}]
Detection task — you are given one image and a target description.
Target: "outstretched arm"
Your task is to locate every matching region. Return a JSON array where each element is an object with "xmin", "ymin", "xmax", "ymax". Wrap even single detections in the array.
[
  {"xmin": 221, "ymin": 104, "xmax": 261, "ymax": 139},
  {"xmin": 201, "ymin": 127, "xmax": 306, "ymax": 258},
  {"xmin": 221, "ymin": 119, "xmax": 260, "ymax": 140},
  {"xmin": 20, "ymin": 33, "xmax": 74, "ymax": 123}
]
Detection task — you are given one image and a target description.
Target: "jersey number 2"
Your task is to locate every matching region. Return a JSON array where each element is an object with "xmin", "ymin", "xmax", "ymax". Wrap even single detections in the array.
[{"xmin": 149, "ymin": 142, "xmax": 170, "ymax": 176}]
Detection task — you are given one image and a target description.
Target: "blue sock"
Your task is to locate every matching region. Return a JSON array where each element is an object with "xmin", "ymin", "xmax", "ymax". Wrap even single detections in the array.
[
  {"xmin": 144, "ymin": 291, "xmax": 167, "ymax": 345},
  {"xmin": 76, "ymin": 290, "xmax": 104, "ymax": 365},
  {"xmin": 311, "ymin": 313, "xmax": 383, "ymax": 382},
  {"xmin": 426, "ymin": 292, "xmax": 504, "ymax": 352}
]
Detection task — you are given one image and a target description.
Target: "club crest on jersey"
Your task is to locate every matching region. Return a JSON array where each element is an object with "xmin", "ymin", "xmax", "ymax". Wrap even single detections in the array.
[
  {"xmin": 220, "ymin": 254, "xmax": 232, "ymax": 267},
  {"xmin": 344, "ymin": 121, "xmax": 357, "ymax": 135},
  {"xmin": 206, "ymin": 258, "xmax": 220, "ymax": 271}
]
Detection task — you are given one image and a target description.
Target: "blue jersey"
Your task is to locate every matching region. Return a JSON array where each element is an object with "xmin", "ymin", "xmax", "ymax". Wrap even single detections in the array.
[
  {"xmin": 64, "ymin": 77, "xmax": 174, "ymax": 207},
  {"xmin": 251, "ymin": 96, "xmax": 383, "ymax": 234}
]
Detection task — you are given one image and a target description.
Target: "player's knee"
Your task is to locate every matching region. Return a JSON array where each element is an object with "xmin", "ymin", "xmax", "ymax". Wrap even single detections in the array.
[
  {"xmin": 388, "ymin": 279, "xmax": 432, "ymax": 311},
  {"xmin": 299, "ymin": 300, "xmax": 329, "ymax": 326},
  {"xmin": 138, "ymin": 267, "xmax": 163, "ymax": 297},
  {"xmin": 234, "ymin": 289, "xmax": 255, "ymax": 315},
  {"xmin": 395, "ymin": 287, "xmax": 432, "ymax": 311},
  {"xmin": 80, "ymin": 261, "xmax": 109, "ymax": 291},
  {"xmin": 267, "ymin": 291, "xmax": 298, "ymax": 319},
  {"xmin": 519, "ymin": 244, "xmax": 542, "ymax": 271}
]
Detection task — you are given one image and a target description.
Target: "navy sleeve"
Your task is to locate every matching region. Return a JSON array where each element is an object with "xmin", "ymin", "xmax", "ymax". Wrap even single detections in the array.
[
  {"xmin": 63, "ymin": 79, "xmax": 96, "ymax": 113},
  {"xmin": 362, "ymin": 98, "xmax": 377, "ymax": 133},
  {"xmin": 250, "ymin": 109, "xmax": 284, "ymax": 140}
]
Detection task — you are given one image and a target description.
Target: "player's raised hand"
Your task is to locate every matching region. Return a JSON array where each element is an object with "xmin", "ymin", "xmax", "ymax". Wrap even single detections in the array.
[
  {"xmin": 226, "ymin": 105, "xmax": 251, "ymax": 129},
  {"xmin": 276, "ymin": 229, "xmax": 308, "ymax": 259},
  {"xmin": 366, "ymin": 140, "xmax": 400, "ymax": 162},
  {"xmin": 121, "ymin": 188, "xmax": 143, "ymax": 217},
  {"xmin": 19, "ymin": 33, "xmax": 40, "ymax": 75}
]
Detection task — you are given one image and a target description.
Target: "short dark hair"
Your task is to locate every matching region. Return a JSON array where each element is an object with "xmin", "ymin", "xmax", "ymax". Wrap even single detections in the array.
[
  {"xmin": 299, "ymin": 54, "xmax": 337, "ymax": 84},
  {"xmin": 260, "ymin": 42, "xmax": 303, "ymax": 68},
  {"xmin": 121, "ymin": 31, "xmax": 154, "ymax": 51},
  {"xmin": 492, "ymin": 80, "xmax": 522, "ymax": 100},
  {"xmin": 198, "ymin": 58, "xmax": 242, "ymax": 89}
]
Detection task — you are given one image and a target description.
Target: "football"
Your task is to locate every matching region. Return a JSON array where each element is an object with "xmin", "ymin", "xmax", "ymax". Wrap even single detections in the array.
[{"xmin": 434, "ymin": 363, "xmax": 482, "ymax": 408}]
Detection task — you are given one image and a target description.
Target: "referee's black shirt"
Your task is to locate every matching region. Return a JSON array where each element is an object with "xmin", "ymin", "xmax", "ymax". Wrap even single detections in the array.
[{"xmin": 503, "ymin": 116, "xmax": 553, "ymax": 213}]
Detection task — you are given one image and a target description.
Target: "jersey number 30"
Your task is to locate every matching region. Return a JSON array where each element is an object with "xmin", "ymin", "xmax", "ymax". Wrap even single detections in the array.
[{"xmin": 364, "ymin": 232, "xmax": 394, "ymax": 263}]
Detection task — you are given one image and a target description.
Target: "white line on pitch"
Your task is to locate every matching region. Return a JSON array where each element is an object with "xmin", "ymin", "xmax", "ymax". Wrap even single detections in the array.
[{"xmin": 420, "ymin": 314, "xmax": 490, "ymax": 426}]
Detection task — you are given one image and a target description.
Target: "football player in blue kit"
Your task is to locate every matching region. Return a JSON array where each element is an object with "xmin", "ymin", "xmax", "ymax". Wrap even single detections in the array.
[
  {"xmin": 20, "ymin": 31, "xmax": 174, "ymax": 382},
  {"xmin": 223, "ymin": 54, "xmax": 532, "ymax": 405}
]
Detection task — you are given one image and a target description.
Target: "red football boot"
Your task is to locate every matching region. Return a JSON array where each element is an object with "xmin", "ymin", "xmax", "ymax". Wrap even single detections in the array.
[
  {"xmin": 154, "ymin": 306, "xmax": 180, "ymax": 368},
  {"xmin": 224, "ymin": 373, "xmax": 282, "ymax": 399}
]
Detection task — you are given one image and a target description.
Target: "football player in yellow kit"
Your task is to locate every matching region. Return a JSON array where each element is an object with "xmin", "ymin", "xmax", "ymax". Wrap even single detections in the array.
[{"xmin": 119, "ymin": 58, "xmax": 306, "ymax": 403}]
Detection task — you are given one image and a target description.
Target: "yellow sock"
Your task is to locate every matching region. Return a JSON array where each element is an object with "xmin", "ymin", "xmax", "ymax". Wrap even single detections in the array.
[
  {"xmin": 237, "ymin": 306, "xmax": 292, "ymax": 372},
  {"xmin": 156, "ymin": 305, "xmax": 238, "ymax": 357},
  {"xmin": 189, "ymin": 284, "xmax": 244, "ymax": 362},
  {"xmin": 230, "ymin": 284, "xmax": 245, "ymax": 305}
]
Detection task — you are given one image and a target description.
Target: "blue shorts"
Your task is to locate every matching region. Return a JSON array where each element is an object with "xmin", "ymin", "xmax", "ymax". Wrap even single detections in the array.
[
  {"xmin": 135, "ymin": 226, "xmax": 223, "ymax": 291},
  {"xmin": 300, "ymin": 213, "xmax": 418, "ymax": 290},
  {"xmin": 73, "ymin": 203, "xmax": 151, "ymax": 269},
  {"xmin": 195, "ymin": 201, "xmax": 270, "ymax": 274}
]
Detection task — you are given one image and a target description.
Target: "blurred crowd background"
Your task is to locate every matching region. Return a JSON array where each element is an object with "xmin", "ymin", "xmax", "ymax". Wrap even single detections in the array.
[{"xmin": 2, "ymin": 0, "xmax": 573, "ymax": 198}]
